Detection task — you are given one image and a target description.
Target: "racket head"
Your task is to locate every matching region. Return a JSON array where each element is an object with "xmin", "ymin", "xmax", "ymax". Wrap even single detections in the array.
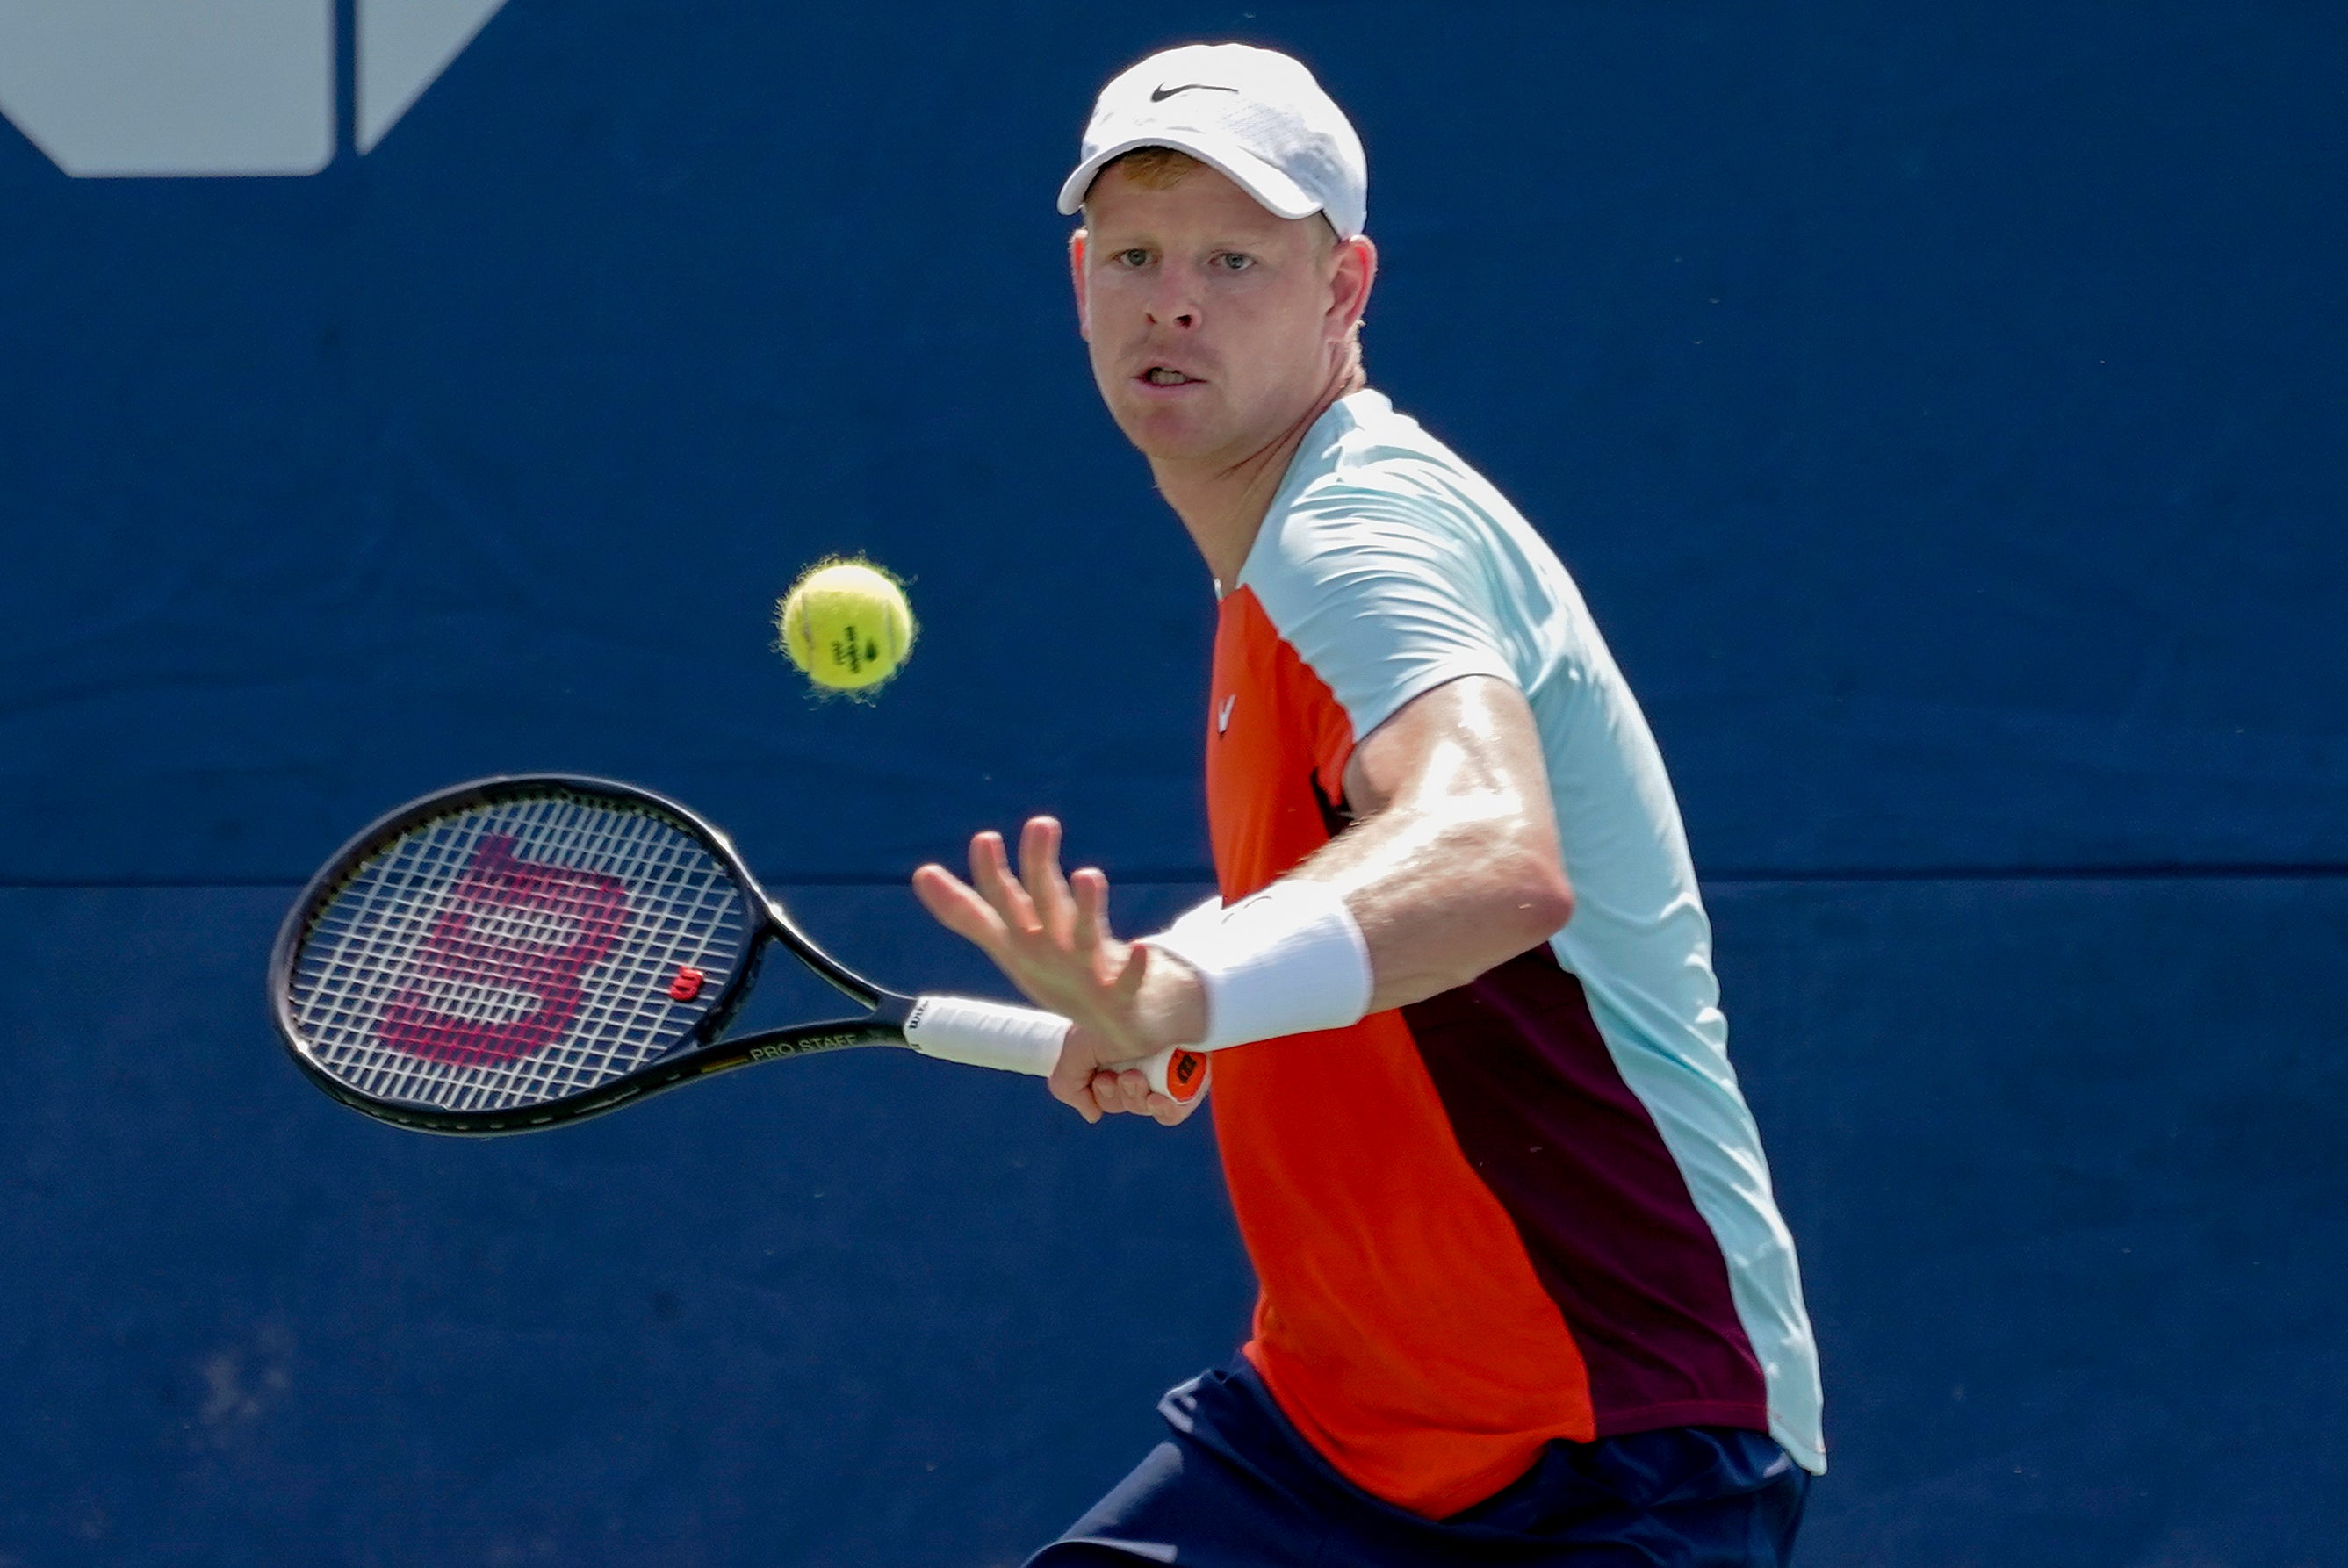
[{"xmin": 269, "ymin": 775, "xmax": 789, "ymax": 1133}]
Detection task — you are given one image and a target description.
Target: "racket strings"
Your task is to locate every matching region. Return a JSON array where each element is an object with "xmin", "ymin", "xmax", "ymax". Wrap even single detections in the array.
[{"xmin": 287, "ymin": 790, "xmax": 753, "ymax": 1112}]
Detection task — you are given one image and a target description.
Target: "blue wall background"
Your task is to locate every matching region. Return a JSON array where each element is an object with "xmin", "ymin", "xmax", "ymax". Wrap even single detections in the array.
[{"xmin": 2, "ymin": 2, "xmax": 2342, "ymax": 1563}]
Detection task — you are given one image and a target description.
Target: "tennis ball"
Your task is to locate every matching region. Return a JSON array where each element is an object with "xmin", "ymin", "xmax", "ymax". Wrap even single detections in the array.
[{"xmin": 774, "ymin": 558, "xmax": 916, "ymax": 694}]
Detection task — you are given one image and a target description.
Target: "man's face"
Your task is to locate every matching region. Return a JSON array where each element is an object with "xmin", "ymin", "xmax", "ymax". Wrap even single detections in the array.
[{"xmin": 1073, "ymin": 161, "xmax": 1367, "ymax": 466}]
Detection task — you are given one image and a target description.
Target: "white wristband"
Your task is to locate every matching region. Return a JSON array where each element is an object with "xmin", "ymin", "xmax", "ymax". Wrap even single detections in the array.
[{"xmin": 1139, "ymin": 880, "xmax": 1373, "ymax": 1051}]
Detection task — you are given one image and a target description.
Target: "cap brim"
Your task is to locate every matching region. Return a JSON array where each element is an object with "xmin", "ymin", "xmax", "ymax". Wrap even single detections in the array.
[{"xmin": 1056, "ymin": 131, "xmax": 1322, "ymax": 223}]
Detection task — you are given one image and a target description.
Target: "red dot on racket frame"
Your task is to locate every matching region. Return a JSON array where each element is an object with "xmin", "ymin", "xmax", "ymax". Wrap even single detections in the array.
[{"xmin": 668, "ymin": 967, "xmax": 706, "ymax": 1002}]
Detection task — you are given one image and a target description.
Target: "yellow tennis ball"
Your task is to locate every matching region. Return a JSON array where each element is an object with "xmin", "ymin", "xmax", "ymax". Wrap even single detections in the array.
[{"xmin": 774, "ymin": 558, "xmax": 916, "ymax": 694}]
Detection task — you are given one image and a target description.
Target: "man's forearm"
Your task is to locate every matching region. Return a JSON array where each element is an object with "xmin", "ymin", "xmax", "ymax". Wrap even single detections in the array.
[
  {"xmin": 1315, "ymin": 673, "xmax": 1574, "ymax": 1010},
  {"xmin": 1134, "ymin": 816, "xmax": 1567, "ymax": 1056},
  {"xmin": 1303, "ymin": 800, "xmax": 1573, "ymax": 1012}
]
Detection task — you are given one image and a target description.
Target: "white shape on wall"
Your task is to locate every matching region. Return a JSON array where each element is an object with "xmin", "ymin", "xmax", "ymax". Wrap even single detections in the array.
[
  {"xmin": 0, "ymin": 0, "xmax": 508, "ymax": 176},
  {"xmin": 358, "ymin": 0, "xmax": 506, "ymax": 155}
]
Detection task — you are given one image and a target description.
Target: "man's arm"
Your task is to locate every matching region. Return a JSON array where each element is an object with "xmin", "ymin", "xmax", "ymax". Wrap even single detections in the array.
[
  {"xmin": 911, "ymin": 673, "xmax": 1570, "ymax": 1123},
  {"xmin": 1316, "ymin": 673, "xmax": 1574, "ymax": 1008}
]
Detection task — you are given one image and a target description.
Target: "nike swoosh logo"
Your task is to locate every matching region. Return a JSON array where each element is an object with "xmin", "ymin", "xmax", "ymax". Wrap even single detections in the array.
[
  {"xmin": 1152, "ymin": 83, "xmax": 1238, "ymax": 102},
  {"xmin": 1217, "ymin": 694, "xmax": 1235, "ymax": 733}
]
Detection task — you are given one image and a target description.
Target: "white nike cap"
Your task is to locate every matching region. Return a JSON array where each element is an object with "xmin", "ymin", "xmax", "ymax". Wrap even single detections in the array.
[{"xmin": 1056, "ymin": 43, "xmax": 1368, "ymax": 241}]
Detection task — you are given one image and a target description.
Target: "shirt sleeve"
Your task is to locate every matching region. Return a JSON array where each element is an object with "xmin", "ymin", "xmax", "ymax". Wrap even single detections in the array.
[{"xmin": 1241, "ymin": 469, "xmax": 1523, "ymax": 789}]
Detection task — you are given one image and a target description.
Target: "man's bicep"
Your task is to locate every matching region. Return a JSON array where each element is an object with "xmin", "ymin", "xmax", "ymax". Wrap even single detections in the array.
[{"xmin": 1340, "ymin": 673, "xmax": 1554, "ymax": 824}]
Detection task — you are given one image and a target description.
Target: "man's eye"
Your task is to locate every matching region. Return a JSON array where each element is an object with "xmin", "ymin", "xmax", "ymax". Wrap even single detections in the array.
[
  {"xmin": 1115, "ymin": 248, "xmax": 1150, "ymax": 268},
  {"xmin": 1216, "ymin": 253, "xmax": 1254, "ymax": 271}
]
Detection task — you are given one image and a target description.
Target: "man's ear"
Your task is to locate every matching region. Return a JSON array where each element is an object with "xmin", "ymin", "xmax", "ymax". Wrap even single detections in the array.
[
  {"xmin": 1070, "ymin": 228, "xmax": 1091, "ymax": 342},
  {"xmin": 1329, "ymin": 234, "xmax": 1378, "ymax": 336}
]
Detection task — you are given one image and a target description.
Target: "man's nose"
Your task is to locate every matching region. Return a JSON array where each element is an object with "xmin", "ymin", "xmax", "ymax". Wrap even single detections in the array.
[{"xmin": 1144, "ymin": 270, "xmax": 1199, "ymax": 329}]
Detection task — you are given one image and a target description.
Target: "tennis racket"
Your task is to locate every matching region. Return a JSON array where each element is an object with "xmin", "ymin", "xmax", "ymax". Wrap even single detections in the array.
[{"xmin": 268, "ymin": 774, "xmax": 1207, "ymax": 1135}]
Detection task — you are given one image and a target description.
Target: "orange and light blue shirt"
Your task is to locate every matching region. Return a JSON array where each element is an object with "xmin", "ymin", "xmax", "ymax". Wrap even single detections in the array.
[{"xmin": 1201, "ymin": 389, "xmax": 1825, "ymax": 1518}]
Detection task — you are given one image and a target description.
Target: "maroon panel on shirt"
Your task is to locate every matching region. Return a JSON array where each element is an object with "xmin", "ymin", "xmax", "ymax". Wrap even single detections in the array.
[{"xmin": 1402, "ymin": 948, "xmax": 1770, "ymax": 1435}]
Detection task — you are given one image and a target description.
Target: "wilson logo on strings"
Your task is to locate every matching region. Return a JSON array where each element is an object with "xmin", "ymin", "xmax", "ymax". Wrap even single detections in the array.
[
  {"xmin": 376, "ymin": 835, "xmax": 630, "ymax": 1068},
  {"xmin": 0, "ymin": 0, "xmax": 508, "ymax": 176}
]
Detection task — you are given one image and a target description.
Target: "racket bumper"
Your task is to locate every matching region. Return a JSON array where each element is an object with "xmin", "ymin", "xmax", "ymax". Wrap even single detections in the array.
[{"xmin": 1150, "ymin": 1047, "xmax": 1211, "ymax": 1105}]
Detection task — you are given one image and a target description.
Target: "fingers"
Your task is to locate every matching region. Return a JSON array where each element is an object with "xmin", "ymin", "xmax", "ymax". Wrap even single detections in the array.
[
  {"xmin": 1052, "ymin": 1035, "xmax": 1206, "ymax": 1129},
  {"xmin": 1087, "ymin": 1066, "xmax": 1161, "ymax": 1118},
  {"xmin": 1148, "ymin": 1087, "xmax": 1204, "ymax": 1126},
  {"xmin": 968, "ymin": 831, "xmax": 1041, "ymax": 936},
  {"xmin": 1070, "ymin": 1074, "xmax": 1201, "ymax": 1126},
  {"xmin": 956, "ymin": 820, "xmax": 1091, "ymax": 953},
  {"xmin": 911, "ymin": 863, "xmax": 1007, "ymax": 957},
  {"xmin": 1019, "ymin": 817, "xmax": 1077, "ymax": 946},
  {"xmin": 1047, "ymin": 1038, "xmax": 1104, "ymax": 1125},
  {"xmin": 1070, "ymin": 867, "xmax": 1113, "ymax": 979}
]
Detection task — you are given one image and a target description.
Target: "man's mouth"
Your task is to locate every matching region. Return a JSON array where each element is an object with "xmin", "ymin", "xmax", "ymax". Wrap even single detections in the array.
[{"xmin": 1141, "ymin": 366, "xmax": 1199, "ymax": 386}]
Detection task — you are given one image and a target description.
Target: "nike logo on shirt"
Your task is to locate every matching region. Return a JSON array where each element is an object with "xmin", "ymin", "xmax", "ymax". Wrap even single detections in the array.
[
  {"xmin": 1152, "ymin": 83, "xmax": 1238, "ymax": 102},
  {"xmin": 1218, "ymin": 694, "xmax": 1236, "ymax": 734}
]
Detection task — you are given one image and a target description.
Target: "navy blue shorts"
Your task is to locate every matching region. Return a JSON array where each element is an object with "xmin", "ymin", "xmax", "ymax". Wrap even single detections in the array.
[{"xmin": 1028, "ymin": 1361, "xmax": 1809, "ymax": 1567}]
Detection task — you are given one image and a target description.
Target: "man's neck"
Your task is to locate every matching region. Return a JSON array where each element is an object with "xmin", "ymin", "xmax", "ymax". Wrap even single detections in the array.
[{"xmin": 1149, "ymin": 366, "xmax": 1362, "ymax": 590}]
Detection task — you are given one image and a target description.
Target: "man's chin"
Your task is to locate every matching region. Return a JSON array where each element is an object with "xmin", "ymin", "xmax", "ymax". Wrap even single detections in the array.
[{"xmin": 1106, "ymin": 399, "xmax": 1229, "ymax": 464}]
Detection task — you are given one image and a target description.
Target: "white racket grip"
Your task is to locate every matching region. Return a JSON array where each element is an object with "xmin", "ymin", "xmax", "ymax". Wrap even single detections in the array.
[
  {"xmin": 904, "ymin": 996, "xmax": 1067, "ymax": 1077},
  {"xmin": 902, "ymin": 996, "xmax": 1209, "ymax": 1104}
]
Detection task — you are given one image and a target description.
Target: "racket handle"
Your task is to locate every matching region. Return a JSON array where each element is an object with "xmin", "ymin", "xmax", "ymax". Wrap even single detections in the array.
[
  {"xmin": 904, "ymin": 996, "xmax": 1063, "ymax": 1075},
  {"xmin": 902, "ymin": 996, "xmax": 1208, "ymax": 1104}
]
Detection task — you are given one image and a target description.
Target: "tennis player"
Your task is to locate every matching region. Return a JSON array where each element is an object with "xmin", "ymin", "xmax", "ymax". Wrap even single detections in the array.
[{"xmin": 914, "ymin": 42, "xmax": 1824, "ymax": 1565}]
